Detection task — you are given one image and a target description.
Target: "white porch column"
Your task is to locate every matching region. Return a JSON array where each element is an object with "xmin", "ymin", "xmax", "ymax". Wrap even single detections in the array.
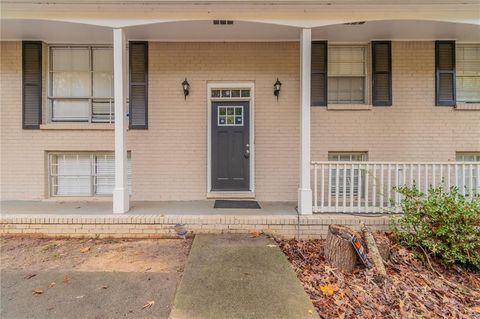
[
  {"xmin": 298, "ymin": 28, "xmax": 313, "ymax": 215},
  {"xmin": 113, "ymin": 28, "xmax": 129, "ymax": 214}
]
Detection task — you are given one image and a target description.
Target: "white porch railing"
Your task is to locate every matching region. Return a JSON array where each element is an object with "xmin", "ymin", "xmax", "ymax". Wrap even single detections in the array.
[{"xmin": 311, "ymin": 161, "xmax": 480, "ymax": 214}]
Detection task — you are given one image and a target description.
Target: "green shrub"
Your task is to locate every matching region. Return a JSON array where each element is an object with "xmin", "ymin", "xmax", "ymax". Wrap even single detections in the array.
[{"xmin": 392, "ymin": 184, "xmax": 480, "ymax": 272}]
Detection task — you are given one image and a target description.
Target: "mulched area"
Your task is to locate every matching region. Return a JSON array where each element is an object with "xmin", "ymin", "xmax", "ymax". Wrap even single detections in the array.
[{"xmin": 279, "ymin": 237, "xmax": 480, "ymax": 319}]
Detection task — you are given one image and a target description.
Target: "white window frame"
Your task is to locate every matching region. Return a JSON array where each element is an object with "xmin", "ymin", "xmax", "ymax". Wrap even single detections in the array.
[
  {"xmin": 456, "ymin": 43, "xmax": 480, "ymax": 104},
  {"xmin": 217, "ymin": 105, "xmax": 244, "ymax": 126},
  {"xmin": 47, "ymin": 45, "xmax": 115, "ymax": 123},
  {"xmin": 48, "ymin": 152, "xmax": 131, "ymax": 197},
  {"xmin": 327, "ymin": 44, "xmax": 368, "ymax": 105}
]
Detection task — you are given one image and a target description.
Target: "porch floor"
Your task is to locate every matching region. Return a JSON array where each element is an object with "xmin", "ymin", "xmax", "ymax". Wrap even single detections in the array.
[
  {"xmin": 0, "ymin": 200, "xmax": 297, "ymax": 216},
  {"xmin": 0, "ymin": 200, "xmax": 391, "ymax": 239}
]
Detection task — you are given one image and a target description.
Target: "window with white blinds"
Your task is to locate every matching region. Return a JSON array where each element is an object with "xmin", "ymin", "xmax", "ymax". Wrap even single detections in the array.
[
  {"xmin": 49, "ymin": 46, "xmax": 114, "ymax": 123},
  {"xmin": 456, "ymin": 152, "xmax": 479, "ymax": 196},
  {"xmin": 49, "ymin": 153, "xmax": 131, "ymax": 196},
  {"xmin": 328, "ymin": 46, "xmax": 367, "ymax": 104},
  {"xmin": 456, "ymin": 45, "xmax": 480, "ymax": 103},
  {"xmin": 328, "ymin": 152, "xmax": 368, "ymax": 197}
]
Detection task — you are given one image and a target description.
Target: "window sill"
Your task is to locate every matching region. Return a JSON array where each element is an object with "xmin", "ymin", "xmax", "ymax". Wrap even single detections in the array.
[
  {"xmin": 454, "ymin": 103, "xmax": 480, "ymax": 111},
  {"xmin": 327, "ymin": 104, "xmax": 372, "ymax": 111},
  {"xmin": 40, "ymin": 123, "xmax": 114, "ymax": 130}
]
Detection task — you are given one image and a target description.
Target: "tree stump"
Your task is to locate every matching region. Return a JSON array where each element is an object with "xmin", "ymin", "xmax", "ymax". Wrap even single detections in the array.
[{"xmin": 325, "ymin": 225, "xmax": 359, "ymax": 273}]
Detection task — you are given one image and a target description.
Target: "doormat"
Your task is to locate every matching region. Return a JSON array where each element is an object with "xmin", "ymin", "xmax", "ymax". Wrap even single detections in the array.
[{"xmin": 214, "ymin": 200, "xmax": 261, "ymax": 209}]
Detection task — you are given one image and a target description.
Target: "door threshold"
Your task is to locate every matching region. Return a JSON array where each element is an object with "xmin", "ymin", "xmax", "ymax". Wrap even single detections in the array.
[{"xmin": 207, "ymin": 191, "xmax": 255, "ymax": 199}]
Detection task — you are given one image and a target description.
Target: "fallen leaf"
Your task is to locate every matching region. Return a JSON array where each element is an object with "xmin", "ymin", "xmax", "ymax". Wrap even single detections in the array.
[
  {"xmin": 278, "ymin": 238, "xmax": 480, "ymax": 319},
  {"xmin": 142, "ymin": 300, "xmax": 154, "ymax": 309},
  {"xmin": 80, "ymin": 247, "xmax": 91, "ymax": 253},
  {"xmin": 24, "ymin": 274, "xmax": 37, "ymax": 280},
  {"xmin": 63, "ymin": 276, "xmax": 70, "ymax": 284},
  {"xmin": 250, "ymin": 232, "xmax": 261, "ymax": 238},
  {"xmin": 320, "ymin": 284, "xmax": 335, "ymax": 296},
  {"xmin": 49, "ymin": 282, "xmax": 56, "ymax": 288},
  {"xmin": 100, "ymin": 285, "xmax": 109, "ymax": 290},
  {"xmin": 145, "ymin": 267, "xmax": 152, "ymax": 272},
  {"xmin": 32, "ymin": 288, "xmax": 43, "ymax": 295}
]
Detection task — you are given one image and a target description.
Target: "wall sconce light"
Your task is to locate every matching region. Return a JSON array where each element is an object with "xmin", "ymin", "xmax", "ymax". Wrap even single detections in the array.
[
  {"xmin": 182, "ymin": 78, "xmax": 190, "ymax": 99},
  {"xmin": 273, "ymin": 78, "xmax": 282, "ymax": 100}
]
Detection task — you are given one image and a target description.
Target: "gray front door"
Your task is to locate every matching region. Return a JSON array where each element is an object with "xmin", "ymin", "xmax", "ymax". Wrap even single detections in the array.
[{"xmin": 211, "ymin": 101, "xmax": 250, "ymax": 191}]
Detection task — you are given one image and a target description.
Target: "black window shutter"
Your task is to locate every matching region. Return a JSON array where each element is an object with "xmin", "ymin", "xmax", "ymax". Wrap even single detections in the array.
[
  {"xmin": 22, "ymin": 41, "xmax": 42, "ymax": 129},
  {"xmin": 372, "ymin": 41, "xmax": 392, "ymax": 106},
  {"xmin": 311, "ymin": 41, "xmax": 328, "ymax": 106},
  {"xmin": 129, "ymin": 41, "xmax": 148, "ymax": 129},
  {"xmin": 435, "ymin": 40, "xmax": 456, "ymax": 106}
]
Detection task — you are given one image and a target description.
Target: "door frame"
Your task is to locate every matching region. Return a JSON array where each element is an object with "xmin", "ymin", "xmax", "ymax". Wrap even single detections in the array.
[{"xmin": 207, "ymin": 82, "xmax": 255, "ymax": 194}]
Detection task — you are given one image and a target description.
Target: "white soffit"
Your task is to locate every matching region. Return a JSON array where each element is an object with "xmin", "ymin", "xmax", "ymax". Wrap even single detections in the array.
[
  {"xmin": 125, "ymin": 20, "xmax": 300, "ymax": 41},
  {"xmin": 1, "ymin": 19, "xmax": 112, "ymax": 43},
  {"xmin": 1, "ymin": 19, "xmax": 479, "ymax": 43},
  {"xmin": 312, "ymin": 20, "xmax": 480, "ymax": 42}
]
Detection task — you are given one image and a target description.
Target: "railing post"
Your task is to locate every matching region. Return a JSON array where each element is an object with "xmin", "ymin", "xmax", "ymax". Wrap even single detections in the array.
[
  {"xmin": 297, "ymin": 28, "xmax": 312, "ymax": 215},
  {"xmin": 313, "ymin": 164, "xmax": 318, "ymax": 212}
]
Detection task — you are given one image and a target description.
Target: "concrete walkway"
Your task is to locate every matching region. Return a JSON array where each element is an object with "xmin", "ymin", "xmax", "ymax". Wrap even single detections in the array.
[{"xmin": 169, "ymin": 234, "xmax": 319, "ymax": 319}]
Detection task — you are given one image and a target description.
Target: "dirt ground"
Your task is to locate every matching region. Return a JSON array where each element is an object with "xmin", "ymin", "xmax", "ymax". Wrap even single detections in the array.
[
  {"xmin": 0, "ymin": 237, "xmax": 191, "ymax": 272},
  {"xmin": 0, "ymin": 237, "xmax": 192, "ymax": 319}
]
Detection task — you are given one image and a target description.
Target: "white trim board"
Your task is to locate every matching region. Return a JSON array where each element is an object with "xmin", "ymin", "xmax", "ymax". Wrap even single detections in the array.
[{"xmin": 206, "ymin": 82, "xmax": 255, "ymax": 195}]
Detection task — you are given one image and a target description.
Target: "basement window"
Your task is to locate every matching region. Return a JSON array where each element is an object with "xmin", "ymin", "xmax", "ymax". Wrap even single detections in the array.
[
  {"xmin": 328, "ymin": 152, "xmax": 368, "ymax": 197},
  {"xmin": 455, "ymin": 152, "xmax": 479, "ymax": 196},
  {"xmin": 48, "ymin": 152, "xmax": 131, "ymax": 196}
]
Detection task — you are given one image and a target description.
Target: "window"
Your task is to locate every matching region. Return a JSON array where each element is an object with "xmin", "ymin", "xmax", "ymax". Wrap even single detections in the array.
[
  {"xmin": 49, "ymin": 46, "xmax": 114, "ymax": 123},
  {"xmin": 328, "ymin": 46, "xmax": 367, "ymax": 104},
  {"xmin": 211, "ymin": 89, "xmax": 250, "ymax": 99},
  {"xmin": 456, "ymin": 44, "xmax": 480, "ymax": 103},
  {"xmin": 456, "ymin": 152, "xmax": 479, "ymax": 196},
  {"xmin": 49, "ymin": 153, "xmax": 131, "ymax": 196},
  {"xmin": 328, "ymin": 152, "xmax": 367, "ymax": 196},
  {"xmin": 328, "ymin": 152, "xmax": 368, "ymax": 162},
  {"xmin": 218, "ymin": 106, "xmax": 243, "ymax": 126}
]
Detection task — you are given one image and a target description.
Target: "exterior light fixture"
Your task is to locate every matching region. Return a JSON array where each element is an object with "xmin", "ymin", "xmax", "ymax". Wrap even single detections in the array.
[
  {"xmin": 273, "ymin": 78, "xmax": 282, "ymax": 100},
  {"xmin": 182, "ymin": 78, "xmax": 190, "ymax": 99}
]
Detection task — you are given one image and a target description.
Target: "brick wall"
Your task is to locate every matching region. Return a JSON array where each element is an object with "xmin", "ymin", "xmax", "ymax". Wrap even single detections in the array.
[
  {"xmin": 1, "ymin": 41, "xmax": 479, "ymax": 202},
  {"xmin": 0, "ymin": 214, "xmax": 390, "ymax": 240},
  {"xmin": 311, "ymin": 41, "xmax": 480, "ymax": 161}
]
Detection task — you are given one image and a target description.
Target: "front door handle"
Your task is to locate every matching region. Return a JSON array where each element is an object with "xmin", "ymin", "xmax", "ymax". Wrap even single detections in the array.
[{"xmin": 244, "ymin": 144, "xmax": 250, "ymax": 159}]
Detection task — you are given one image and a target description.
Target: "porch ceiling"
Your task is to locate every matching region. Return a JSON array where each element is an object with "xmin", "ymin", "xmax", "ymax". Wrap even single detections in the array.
[
  {"xmin": 311, "ymin": 20, "xmax": 480, "ymax": 42},
  {"xmin": 2, "ymin": 19, "xmax": 480, "ymax": 43},
  {"xmin": 2, "ymin": 1, "xmax": 479, "ymax": 29}
]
